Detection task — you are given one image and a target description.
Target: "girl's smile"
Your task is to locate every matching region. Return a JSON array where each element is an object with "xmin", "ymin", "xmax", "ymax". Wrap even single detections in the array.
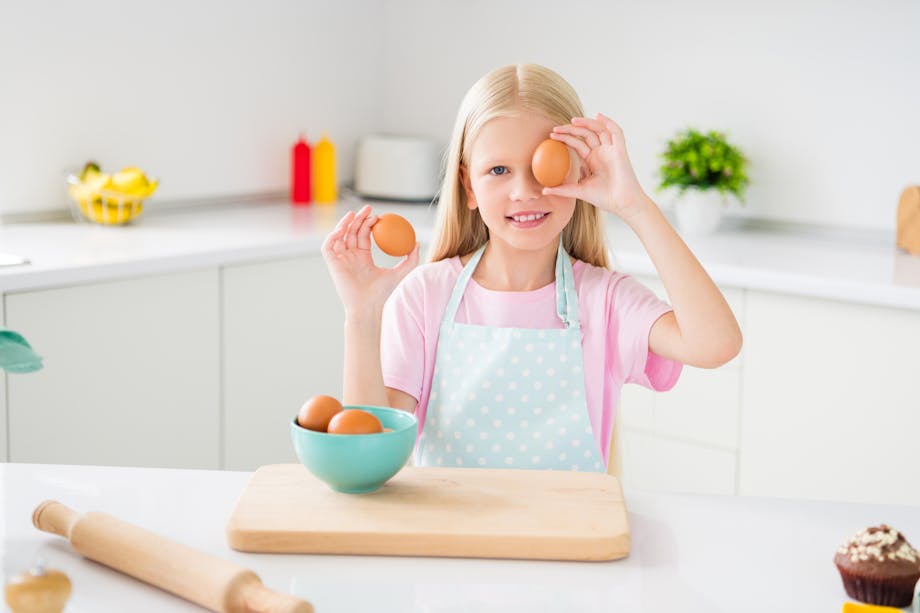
[{"xmin": 506, "ymin": 210, "xmax": 551, "ymax": 229}]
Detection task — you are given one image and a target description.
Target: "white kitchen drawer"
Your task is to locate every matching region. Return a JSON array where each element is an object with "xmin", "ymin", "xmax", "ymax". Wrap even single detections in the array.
[
  {"xmin": 620, "ymin": 428, "xmax": 737, "ymax": 495},
  {"xmin": 654, "ymin": 364, "xmax": 740, "ymax": 450}
]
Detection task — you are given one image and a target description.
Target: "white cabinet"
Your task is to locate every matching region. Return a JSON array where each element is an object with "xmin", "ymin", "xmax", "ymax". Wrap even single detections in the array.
[
  {"xmin": 222, "ymin": 254, "xmax": 345, "ymax": 470},
  {"xmin": 4, "ymin": 270, "xmax": 220, "ymax": 468},
  {"xmin": 738, "ymin": 289, "xmax": 920, "ymax": 506},
  {"xmin": 617, "ymin": 274, "xmax": 744, "ymax": 495}
]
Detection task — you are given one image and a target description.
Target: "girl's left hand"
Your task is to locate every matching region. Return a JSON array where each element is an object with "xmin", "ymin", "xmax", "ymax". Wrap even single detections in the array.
[{"xmin": 543, "ymin": 113, "xmax": 651, "ymax": 221}]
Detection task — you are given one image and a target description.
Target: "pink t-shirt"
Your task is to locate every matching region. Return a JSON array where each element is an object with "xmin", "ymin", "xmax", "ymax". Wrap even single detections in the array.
[{"xmin": 381, "ymin": 256, "xmax": 682, "ymax": 465}]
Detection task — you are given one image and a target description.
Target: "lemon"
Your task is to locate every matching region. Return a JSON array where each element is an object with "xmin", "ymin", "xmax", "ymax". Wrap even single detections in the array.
[{"xmin": 111, "ymin": 167, "xmax": 148, "ymax": 197}]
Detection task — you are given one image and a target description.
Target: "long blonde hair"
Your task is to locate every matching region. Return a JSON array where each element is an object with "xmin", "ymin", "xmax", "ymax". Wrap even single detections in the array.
[{"xmin": 428, "ymin": 63, "xmax": 609, "ymax": 269}]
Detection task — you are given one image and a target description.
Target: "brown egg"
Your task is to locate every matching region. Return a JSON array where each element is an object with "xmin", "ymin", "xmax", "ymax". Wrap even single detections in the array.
[
  {"xmin": 297, "ymin": 395, "xmax": 343, "ymax": 432},
  {"xmin": 372, "ymin": 213, "xmax": 416, "ymax": 257},
  {"xmin": 327, "ymin": 409, "xmax": 384, "ymax": 435},
  {"xmin": 531, "ymin": 139, "xmax": 570, "ymax": 187}
]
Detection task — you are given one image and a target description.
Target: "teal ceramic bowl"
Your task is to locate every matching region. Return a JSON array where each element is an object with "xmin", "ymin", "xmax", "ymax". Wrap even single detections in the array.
[{"xmin": 290, "ymin": 405, "xmax": 417, "ymax": 493}]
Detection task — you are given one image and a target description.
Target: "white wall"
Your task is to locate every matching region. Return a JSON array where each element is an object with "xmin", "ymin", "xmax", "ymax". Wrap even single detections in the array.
[
  {"xmin": 379, "ymin": 0, "xmax": 920, "ymax": 232},
  {"xmin": 0, "ymin": 0, "xmax": 385, "ymax": 215},
  {"xmin": 3, "ymin": 1, "xmax": 918, "ymax": 232}
]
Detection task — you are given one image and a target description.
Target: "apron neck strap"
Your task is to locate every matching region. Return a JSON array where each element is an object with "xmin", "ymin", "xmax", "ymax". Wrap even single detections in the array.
[{"xmin": 443, "ymin": 238, "xmax": 580, "ymax": 328}]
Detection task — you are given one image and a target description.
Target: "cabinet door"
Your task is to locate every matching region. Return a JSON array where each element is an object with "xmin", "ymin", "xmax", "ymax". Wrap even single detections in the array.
[
  {"xmin": 5, "ymin": 270, "xmax": 220, "ymax": 468},
  {"xmin": 222, "ymin": 254, "xmax": 344, "ymax": 470},
  {"xmin": 739, "ymin": 290, "xmax": 920, "ymax": 505},
  {"xmin": 619, "ymin": 429, "xmax": 737, "ymax": 495}
]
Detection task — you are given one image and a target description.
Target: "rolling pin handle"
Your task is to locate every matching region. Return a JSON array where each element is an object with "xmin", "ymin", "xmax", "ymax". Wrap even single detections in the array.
[
  {"xmin": 240, "ymin": 582, "xmax": 313, "ymax": 613},
  {"xmin": 32, "ymin": 500, "xmax": 77, "ymax": 538}
]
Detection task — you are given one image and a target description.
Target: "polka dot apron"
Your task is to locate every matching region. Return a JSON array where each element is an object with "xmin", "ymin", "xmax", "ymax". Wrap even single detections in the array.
[{"xmin": 415, "ymin": 240, "xmax": 605, "ymax": 472}]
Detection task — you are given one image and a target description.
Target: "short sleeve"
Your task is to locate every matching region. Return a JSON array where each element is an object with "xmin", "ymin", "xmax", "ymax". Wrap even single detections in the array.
[
  {"xmin": 609, "ymin": 275, "xmax": 682, "ymax": 391},
  {"xmin": 380, "ymin": 272, "xmax": 426, "ymax": 401}
]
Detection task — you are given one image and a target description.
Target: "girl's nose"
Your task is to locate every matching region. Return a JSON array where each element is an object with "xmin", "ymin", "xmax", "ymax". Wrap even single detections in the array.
[{"xmin": 509, "ymin": 171, "xmax": 542, "ymax": 202}]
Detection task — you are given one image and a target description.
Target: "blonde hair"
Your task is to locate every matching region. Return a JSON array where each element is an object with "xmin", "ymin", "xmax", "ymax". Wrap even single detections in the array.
[{"xmin": 428, "ymin": 64, "xmax": 609, "ymax": 269}]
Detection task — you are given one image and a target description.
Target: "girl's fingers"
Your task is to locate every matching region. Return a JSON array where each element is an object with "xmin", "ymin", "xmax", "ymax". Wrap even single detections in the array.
[
  {"xmin": 394, "ymin": 242, "xmax": 421, "ymax": 280},
  {"xmin": 554, "ymin": 124, "xmax": 601, "ymax": 149},
  {"xmin": 357, "ymin": 214, "xmax": 377, "ymax": 250},
  {"xmin": 596, "ymin": 113, "xmax": 625, "ymax": 141},
  {"xmin": 323, "ymin": 211, "xmax": 355, "ymax": 257},
  {"xmin": 542, "ymin": 182, "xmax": 584, "ymax": 201},
  {"xmin": 345, "ymin": 206, "xmax": 371, "ymax": 250},
  {"xmin": 549, "ymin": 132, "xmax": 591, "ymax": 161}
]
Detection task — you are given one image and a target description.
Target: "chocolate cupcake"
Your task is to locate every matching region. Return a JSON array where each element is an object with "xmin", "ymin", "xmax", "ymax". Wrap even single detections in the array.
[{"xmin": 834, "ymin": 525, "xmax": 920, "ymax": 608}]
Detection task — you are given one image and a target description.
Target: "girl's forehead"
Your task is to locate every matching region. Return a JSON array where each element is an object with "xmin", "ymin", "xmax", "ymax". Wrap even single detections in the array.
[{"xmin": 468, "ymin": 112, "xmax": 556, "ymax": 163}]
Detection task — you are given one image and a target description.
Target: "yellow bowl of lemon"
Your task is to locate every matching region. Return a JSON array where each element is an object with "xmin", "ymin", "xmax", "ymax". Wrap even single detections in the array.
[{"xmin": 67, "ymin": 161, "xmax": 158, "ymax": 225}]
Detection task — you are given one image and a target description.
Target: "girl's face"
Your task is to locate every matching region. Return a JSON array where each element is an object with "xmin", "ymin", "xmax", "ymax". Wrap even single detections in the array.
[{"xmin": 462, "ymin": 112, "xmax": 579, "ymax": 253}]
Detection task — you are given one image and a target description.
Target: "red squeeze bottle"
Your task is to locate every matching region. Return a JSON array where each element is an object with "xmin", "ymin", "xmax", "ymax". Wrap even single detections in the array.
[{"xmin": 291, "ymin": 134, "xmax": 311, "ymax": 204}]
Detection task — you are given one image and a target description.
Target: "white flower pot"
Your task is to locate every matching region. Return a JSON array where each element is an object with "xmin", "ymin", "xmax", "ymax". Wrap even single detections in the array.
[{"xmin": 674, "ymin": 190, "xmax": 725, "ymax": 235}]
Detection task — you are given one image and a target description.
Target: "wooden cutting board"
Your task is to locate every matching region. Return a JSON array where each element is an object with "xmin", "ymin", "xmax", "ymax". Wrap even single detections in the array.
[{"xmin": 226, "ymin": 464, "xmax": 629, "ymax": 561}]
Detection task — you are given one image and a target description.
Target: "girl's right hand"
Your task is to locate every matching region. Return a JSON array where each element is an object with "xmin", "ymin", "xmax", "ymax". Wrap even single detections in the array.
[{"xmin": 321, "ymin": 205, "xmax": 419, "ymax": 316}]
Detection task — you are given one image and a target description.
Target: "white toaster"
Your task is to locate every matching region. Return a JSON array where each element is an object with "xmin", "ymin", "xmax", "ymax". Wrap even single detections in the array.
[{"xmin": 354, "ymin": 135, "xmax": 442, "ymax": 201}]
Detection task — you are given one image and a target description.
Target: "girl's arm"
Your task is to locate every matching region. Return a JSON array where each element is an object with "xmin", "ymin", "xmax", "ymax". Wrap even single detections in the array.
[
  {"xmin": 321, "ymin": 205, "xmax": 420, "ymax": 406},
  {"xmin": 545, "ymin": 114, "xmax": 743, "ymax": 369}
]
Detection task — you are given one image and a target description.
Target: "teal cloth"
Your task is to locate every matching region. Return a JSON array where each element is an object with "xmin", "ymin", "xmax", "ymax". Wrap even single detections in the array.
[{"xmin": 0, "ymin": 330, "xmax": 43, "ymax": 373}]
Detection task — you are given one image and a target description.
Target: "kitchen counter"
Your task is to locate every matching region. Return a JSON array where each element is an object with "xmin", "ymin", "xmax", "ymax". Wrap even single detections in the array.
[
  {"xmin": 1, "ymin": 197, "xmax": 920, "ymax": 309},
  {"xmin": 2, "ymin": 462, "xmax": 919, "ymax": 612}
]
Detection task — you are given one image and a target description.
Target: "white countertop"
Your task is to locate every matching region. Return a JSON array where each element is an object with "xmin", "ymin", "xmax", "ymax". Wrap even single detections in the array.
[
  {"xmin": 2, "ymin": 197, "xmax": 920, "ymax": 309},
  {"xmin": 2, "ymin": 462, "xmax": 919, "ymax": 612}
]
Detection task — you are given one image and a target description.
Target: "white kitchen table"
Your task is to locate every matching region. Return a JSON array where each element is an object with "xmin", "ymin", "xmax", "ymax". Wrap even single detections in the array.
[{"xmin": 2, "ymin": 463, "xmax": 918, "ymax": 612}]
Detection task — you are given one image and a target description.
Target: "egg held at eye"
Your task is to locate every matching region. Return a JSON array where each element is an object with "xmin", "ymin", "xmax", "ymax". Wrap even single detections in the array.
[
  {"xmin": 327, "ymin": 409, "xmax": 384, "ymax": 435},
  {"xmin": 297, "ymin": 395, "xmax": 344, "ymax": 432},
  {"xmin": 372, "ymin": 213, "xmax": 416, "ymax": 257},
  {"xmin": 531, "ymin": 139, "xmax": 570, "ymax": 188}
]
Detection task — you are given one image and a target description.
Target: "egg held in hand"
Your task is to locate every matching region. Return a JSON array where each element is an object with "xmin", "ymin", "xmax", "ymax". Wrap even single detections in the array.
[
  {"xmin": 297, "ymin": 395, "xmax": 344, "ymax": 432},
  {"xmin": 372, "ymin": 213, "xmax": 416, "ymax": 257},
  {"xmin": 327, "ymin": 409, "xmax": 384, "ymax": 434},
  {"xmin": 531, "ymin": 139, "xmax": 570, "ymax": 188}
]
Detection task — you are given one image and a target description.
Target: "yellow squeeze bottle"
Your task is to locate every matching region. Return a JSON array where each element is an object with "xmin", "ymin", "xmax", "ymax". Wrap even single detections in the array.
[{"xmin": 313, "ymin": 133, "xmax": 337, "ymax": 204}]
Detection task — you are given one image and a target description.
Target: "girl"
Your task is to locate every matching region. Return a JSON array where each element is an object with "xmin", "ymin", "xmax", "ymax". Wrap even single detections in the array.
[{"xmin": 321, "ymin": 64, "xmax": 742, "ymax": 472}]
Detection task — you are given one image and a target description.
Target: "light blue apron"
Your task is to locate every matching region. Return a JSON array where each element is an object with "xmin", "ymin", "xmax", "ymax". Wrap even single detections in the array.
[{"xmin": 415, "ymin": 241, "xmax": 605, "ymax": 472}]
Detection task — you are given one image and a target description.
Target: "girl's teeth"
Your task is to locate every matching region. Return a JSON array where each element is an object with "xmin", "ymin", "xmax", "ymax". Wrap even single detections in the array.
[{"xmin": 512, "ymin": 213, "xmax": 545, "ymax": 222}]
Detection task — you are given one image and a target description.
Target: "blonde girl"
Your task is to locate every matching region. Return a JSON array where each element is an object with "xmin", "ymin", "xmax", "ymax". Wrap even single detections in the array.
[{"xmin": 321, "ymin": 64, "xmax": 742, "ymax": 471}]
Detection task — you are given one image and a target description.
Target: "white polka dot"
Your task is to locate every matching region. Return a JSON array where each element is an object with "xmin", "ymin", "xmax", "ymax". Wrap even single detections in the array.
[
  {"xmin": 571, "ymin": 340, "xmax": 579, "ymax": 348},
  {"xmin": 533, "ymin": 406, "xmax": 542, "ymax": 415},
  {"xmin": 546, "ymin": 393, "xmax": 556, "ymax": 402},
  {"xmin": 456, "ymin": 458, "xmax": 463, "ymax": 465},
  {"xmin": 494, "ymin": 394, "xmax": 504, "ymax": 402},
  {"xmin": 468, "ymin": 392, "xmax": 477, "ymax": 400},
  {"xmin": 525, "ymin": 343, "xmax": 534, "ymax": 352},
  {"xmin": 560, "ymin": 380, "xmax": 569, "ymax": 388},
  {"xmin": 548, "ymin": 417, "xmax": 556, "ymax": 425},
  {"xmin": 559, "ymin": 452, "xmax": 567, "ymax": 461},
  {"xmin": 453, "ymin": 367, "xmax": 461, "ymax": 376},
  {"xmin": 532, "ymin": 431, "xmax": 542, "ymax": 439},
  {"xmin": 546, "ymin": 368, "xmax": 555, "ymax": 377},
  {"xmin": 520, "ymin": 420, "xmax": 529, "ymax": 428},
  {"xmin": 454, "ymin": 431, "xmax": 462, "ymax": 439},
  {"xmin": 532, "ymin": 456, "xmax": 541, "ymax": 464},
  {"xmin": 560, "ymin": 405, "xmax": 567, "ymax": 412},
  {"xmin": 427, "ymin": 442, "xmax": 435, "ymax": 451},
  {"xmin": 497, "ymin": 368, "xmax": 505, "ymax": 376},
  {"xmin": 572, "ymin": 439, "xmax": 581, "ymax": 447},
  {"xmin": 480, "ymin": 432, "xmax": 489, "ymax": 440},
  {"xmin": 437, "ymin": 430, "xmax": 444, "ymax": 439},
  {"xmin": 538, "ymin": 331, "xmax": 546, "ymax": 339},
  {"xmin": 508, "ymin": 382, "xmax": 518, "ymax": 391},
  {"xmin": 446, "ymin": 443, "xmax": 452, "ymax": 452},
  {"xmin": 467, "ymin": 444, "xmax": 475, "ymax": 453},
  {"xmin": 548, "ymin": 342, "xmax": 555, "ymax": 350},
  {"xmin": 585, "ymin": 426, "xmax": 592, "ymax": 434},
  {"xmin": 437, "ymin": 457, "xmax": 443, "ymax": 465},
  {"xmin": 560, "ymin": 355, "xmax": 568, "ymax": 363},
  {"xmin": 522, "ymin": 368, "xmax": 530, "ymax": 377},
  {"xmin": 504, "ymin": 457, "xmax": 514, "ymax": 465},
  {"xmin": 594, "ymin": 461, "xmax": 602, "ymax": 469},
  {"xmin": 480, "ymin": 406, "xmax": 490, "ymax": 414},
  {"xmin": 478, "ymin": 457, "xmax": 487, "ymax": 465},
  {"xmin": 513, "ymin": 331, "xmax": 522, "ymax": 339},
  {"xmin": 584, "ymin": 450, "xmax": 591, "ymax": 458},
  {"xmin": 559, "ymin": 427, "xmax": 567, "ymax": 436},
  {"xmin": 506, "ymin": 432, "xmax": 515, "ymax": 440},
  {"xmin": 492, "ymin": 443, "xmax": 502, "ymax": 453},
  {"xmin": 511, "ymin": 356, "xmax": 519, "ymax": 364},
  {"xmin": 536, "ymin": 356, "xmax": 544, "ymax": 364},
  {"xmin": 430, "ymin": 392, "xmax": 438, "ymax": 401},
  {"xmin": 481, "ymin": 380, "xmax": 491, "ymax": 389},
  {"xmin": 546, "ymin": 441, "xmax": 555, "ymax": 449},
  {"xmin": 534, "ymin": 381, "xmax": 543, "ymax": 390},
  {"xmin": 479, "ymin": 342, "xmax": 488, "ymax": 350},
  {"xmin": 466, "ymin": 418, "xmax": 476, "ymax": 427},
  {"xmin": 521, "ymin": 394, "xmax": 530, "ymax": 402},
  {"xmin": 467, "ymin": 356, "xmax": 474, "ymax": 363},
  {"xmin": 571, "ymin": 464, "xmax": 579, "ymax": 471},
  {"xmin": 519, "ymin": 444, "xmax": 528, "ymax": 452},
  {"xmin": 492, "ymin": 419, "xmax": 503, "ymax": 428}
]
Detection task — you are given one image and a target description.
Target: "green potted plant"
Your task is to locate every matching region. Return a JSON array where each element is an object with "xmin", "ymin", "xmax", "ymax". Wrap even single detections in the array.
[{"xmin": 658, "ymin": 128, "xmax": 750, "ymax": 234}]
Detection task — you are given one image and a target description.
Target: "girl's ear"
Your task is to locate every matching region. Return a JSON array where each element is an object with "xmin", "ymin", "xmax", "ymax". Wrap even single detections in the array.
[{"xmin": 460, "ymin": 165, "xmax": 478, "ymax": 210}]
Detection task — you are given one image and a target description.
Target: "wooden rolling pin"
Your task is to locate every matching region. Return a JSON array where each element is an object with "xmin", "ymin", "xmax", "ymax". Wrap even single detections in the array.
[{"xmin": 32, "ymin": 500, "xmax": 312, "ymax": 613}]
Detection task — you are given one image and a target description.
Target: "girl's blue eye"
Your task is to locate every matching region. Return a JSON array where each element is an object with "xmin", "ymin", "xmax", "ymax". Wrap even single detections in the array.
[{"xmin": 489, "ymin": 166, "xmax": 508, "ymax": 176}]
